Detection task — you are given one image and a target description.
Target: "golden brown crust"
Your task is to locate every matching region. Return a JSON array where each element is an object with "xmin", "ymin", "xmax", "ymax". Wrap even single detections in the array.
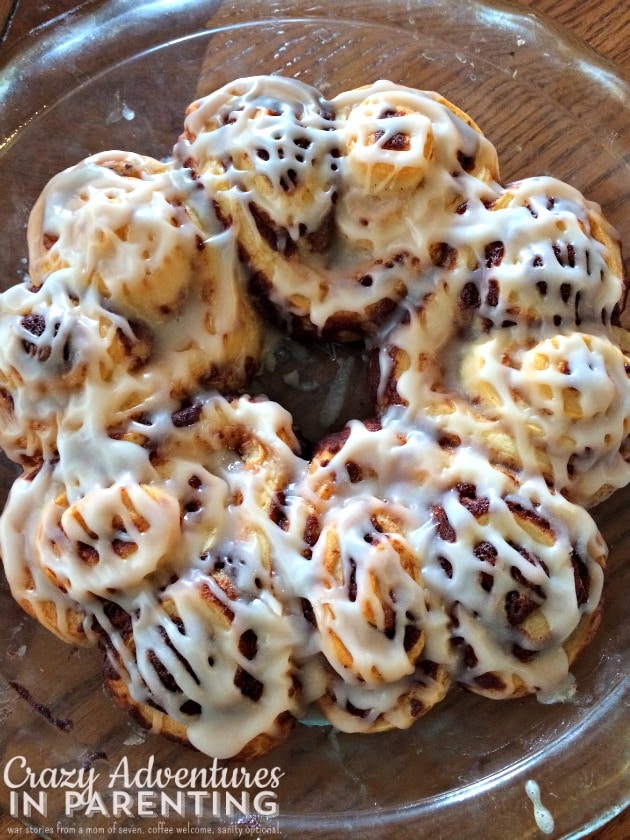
[{"xmin": 102, "ymin": 659, "xmax": 296, "ymax": 761}]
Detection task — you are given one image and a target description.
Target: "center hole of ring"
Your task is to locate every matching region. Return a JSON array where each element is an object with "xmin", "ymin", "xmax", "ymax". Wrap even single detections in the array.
[{"xmin": 250, "ymin": 336, "xmax": 373, "ymax": 451}]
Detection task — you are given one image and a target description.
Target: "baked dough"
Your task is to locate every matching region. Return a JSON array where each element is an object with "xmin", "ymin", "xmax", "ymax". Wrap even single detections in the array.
[{"xmin": 0, "ymin": 76, "xmax": 626, "ymax": 758}]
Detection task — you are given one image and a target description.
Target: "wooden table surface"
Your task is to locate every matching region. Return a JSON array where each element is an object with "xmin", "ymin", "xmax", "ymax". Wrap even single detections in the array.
[{"xmin": 0, "ymin": 0, "xmax": 627, "ymax": 838}]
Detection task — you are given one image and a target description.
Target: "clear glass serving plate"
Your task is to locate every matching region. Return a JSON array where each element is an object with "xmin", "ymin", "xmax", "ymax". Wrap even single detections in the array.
[{"xmin": 0, "ymin": 1, "xmax": 628, "ymax": 838}]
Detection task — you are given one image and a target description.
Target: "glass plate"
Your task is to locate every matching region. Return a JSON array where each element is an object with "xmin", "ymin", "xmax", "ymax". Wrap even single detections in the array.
[{"xmin": 0, "ymin": 1, "xmax": 628, "ymax": 838}]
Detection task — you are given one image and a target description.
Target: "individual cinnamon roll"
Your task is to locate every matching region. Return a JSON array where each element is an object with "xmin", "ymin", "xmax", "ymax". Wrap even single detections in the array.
[
  {"xmin": 27, "ymin": 151, "xmax": 199, "ymax": 322},
  {"xmin": 472, "ymin": 177, "xmax": 626, "ymax": 333},
  {"xmin": 149, "ymin": 392, "xmax": 305, "ymax": 522},
  {"xmin": 0, "ymin": 274, "xmax": 153, "ymax": 464},
  {"xmin": 418, "ymin": 447, "xmax": 607, "ymax": 699},
  {"xmin": 300, "ymin": 418, "xmax": 448, "ymax": 694},
  {"xmin": 461, "ymin": 330, "xmax": 630, "ymax": 506},
  {"xmin": 29, "ymin": 150, "xmax": 263, "ymax": 394},
  {"xmin": 308, "ymin": 496, "xmax": 427, "ymax": 684},
  {"xmin": 36, "ymin": 480, "xmax": 183, "ymax": 601},
  {"xmin": 332, "ymin": 81, "xmax": 500, "ymax": 239},
  {"xmin": 98, "ymin": 562, "xmax": 299, "ymax": 760},
  {"xmin": 175, "ymin": 75, "xmax": 351, "ymax": 338},
  {"xmin": 369, "ymin": 278, "xmax": 525, "ymax": 477}
]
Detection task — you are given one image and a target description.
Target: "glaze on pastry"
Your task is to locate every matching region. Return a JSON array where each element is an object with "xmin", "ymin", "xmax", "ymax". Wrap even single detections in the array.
[{"xmin": 0, "ymin": 76, "xmax": 627, "ymax": 760}]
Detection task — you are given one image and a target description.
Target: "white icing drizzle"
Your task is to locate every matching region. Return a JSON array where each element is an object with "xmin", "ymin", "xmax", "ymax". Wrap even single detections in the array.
[
  {"xmin": 462, "ymin": 329, "xmax": 630, "ymax": 504},
  {"xmin": 0, "ymin": 76, "xmax": 626, "ymax": 759},
  {"xmin": 309, "ymin": 494, "xmax": 427, "ymax": 685},
  {"xmin": 27, "ymin": 152, "xmax": 197, "ymax": 319},
  {"xmin": 175, "ymin": 78, "xmax": 500, "ymax": 339},
  {"xmin": 178, "ymin": 75, "xmax": 338, "ymax": 239},
  {"xmin": 373, "ymin": 173, "xmax": 630, "ymax": 506},
  {"xmin": 299, "ymin": 414, "xmax": 605, "ymax": 701}
]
